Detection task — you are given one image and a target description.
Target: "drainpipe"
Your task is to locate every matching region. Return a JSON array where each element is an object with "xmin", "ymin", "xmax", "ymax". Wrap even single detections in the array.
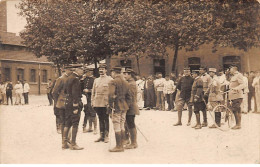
[{"xmin": 38, "ymin": 63, "xmax": 41, "ymax": 95}]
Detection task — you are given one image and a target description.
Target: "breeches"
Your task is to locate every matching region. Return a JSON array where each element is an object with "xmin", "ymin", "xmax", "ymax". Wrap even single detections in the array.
[
  {"xmin": 65, "ymin": 107, "xmax": 81, "ymax": 128},
  {"xmin": 176, "ymin": 98, "xmax": 192, "ymax": 112},
  {"xmin": 193, "ymin": 101, "xmax": 206, "ymax": 114},
  {"xmin": 112, "ymin": 110, "xmax": 127, "ymax": 132},
  {"xmin": 126, "ymin": 115, "xmax": 136, "ymax": 129},
  {"xmin": 228, "ymin": 98, "xmax": 243, "ymax": 114}
]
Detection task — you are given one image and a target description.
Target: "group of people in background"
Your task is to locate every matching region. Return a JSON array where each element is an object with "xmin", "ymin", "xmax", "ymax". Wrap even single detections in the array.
[{"xmin": 0, "ymin": 80, "xmax": 30, "ymax": 105}]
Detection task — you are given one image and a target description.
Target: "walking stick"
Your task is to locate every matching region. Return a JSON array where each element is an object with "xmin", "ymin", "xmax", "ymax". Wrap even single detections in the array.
[{"xmin": 136, "ymin": 125, "xmax": 149, "ymax": 142}]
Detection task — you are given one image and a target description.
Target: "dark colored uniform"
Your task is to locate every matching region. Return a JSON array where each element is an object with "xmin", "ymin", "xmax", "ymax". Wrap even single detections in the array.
[
  {"xmin": 81, "ymin": 76, "xmax": 96, "ymax": 132},
  {"xmin": 144, "ymin": 79, "xmax": 156, "ymax": 109},
  {"xmin": 6, "ymin": 83, "xmax": 13, "ymax": 105},
  {"xmin": 174, "ymin": 75, "xmax": 194, "ymax": 125}
]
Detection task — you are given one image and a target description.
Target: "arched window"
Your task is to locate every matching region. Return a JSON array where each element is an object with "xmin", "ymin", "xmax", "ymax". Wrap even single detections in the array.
[
  {"xmin": 223, "ymin": 56, "xmax": 241, "ymax": 71},
  {"xmin": 17, "ymin": 68, "xmax": 24, "ymax": 81},
  {"xmin": 188, "ymin": 57, "xmax": 200, "ymax": 71}
]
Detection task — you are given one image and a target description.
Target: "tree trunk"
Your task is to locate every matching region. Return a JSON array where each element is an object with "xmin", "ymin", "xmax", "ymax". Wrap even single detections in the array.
[
  {"xmin": 172, "ymin": 42, "xmax": 179, "ymax": 73},
  {"xmin": 94, "ymin": 57, "xmax": 98, "ymax": 77},
  {"xmin": 56, "ymin": 59, "xmax": 62, "ymax": 77},
  {"xmin": 136, "ymin": 55, "xmax": 141, "ymax": 75},
  {"xmin": 106, "ymin": 55, "xmax": 111, "ymax": 75}
]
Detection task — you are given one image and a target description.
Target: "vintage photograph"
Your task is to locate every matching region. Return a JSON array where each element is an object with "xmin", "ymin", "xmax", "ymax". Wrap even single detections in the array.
[{"xmin": 0, "ymin": 0, "xmax": 260, "ymax": 164}]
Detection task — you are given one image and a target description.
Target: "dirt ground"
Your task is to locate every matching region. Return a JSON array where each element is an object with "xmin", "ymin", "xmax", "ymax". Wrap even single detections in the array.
[{"xmin": 0, "ymin": 95, "xmax": 259, "ymax": 164}]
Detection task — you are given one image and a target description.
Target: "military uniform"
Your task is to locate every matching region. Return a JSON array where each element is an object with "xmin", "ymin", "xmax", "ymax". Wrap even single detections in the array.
[
  {"xmin": 174, "ymin": 70, "xmax": 194, "ymax": 126},
  {"xmin": 63, "ymin": 69, "xmax": 84, "ymax": 150},
  {"xmin": 91, "ymin": 68, "xmax": 113, "ymax": 142},
  {"xmin": 81, "ymin": 73, "xmax": 97, "ymax": 133},
  {"xmin": 190, "ymin": 72, "xmax": 204, "ymax": 129},
  {"xmin": 228, "ymin": 70, "xmax": 245, "ymax": 129},
  {"xmin": 144, "ymin": 77, "xmax": 156, "ymax": 109},
  {"xmin": 108, "ymin": 67, "xmax": 131, "ymax": 152}
]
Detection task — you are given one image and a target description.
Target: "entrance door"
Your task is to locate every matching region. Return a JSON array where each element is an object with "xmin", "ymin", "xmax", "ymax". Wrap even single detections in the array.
[
  {"xmin": 154, "ymin": 59, "xmax": 165, "ymax": 77},
  {"xmin": 223, "ymin": 56, "xmax": 241, "ymax": 71},
  {"xmin": 188, "ymin": 57, "xmax": 201, "ymax": 71}
]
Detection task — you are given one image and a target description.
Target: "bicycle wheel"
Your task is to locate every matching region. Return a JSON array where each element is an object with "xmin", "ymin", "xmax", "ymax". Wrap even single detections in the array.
[{"xmin": 209, "ymin": 104, "xmax": 235, "ymax": 131}]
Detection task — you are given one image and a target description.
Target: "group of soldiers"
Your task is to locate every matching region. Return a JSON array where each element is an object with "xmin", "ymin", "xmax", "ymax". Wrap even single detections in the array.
[
  {"xmin": 50, "ymin": 63, "xmax": 139, "ymax": 152},
  {"xmin": 173, "ymin": 66, "xmax": 245, "ymax": 130}
]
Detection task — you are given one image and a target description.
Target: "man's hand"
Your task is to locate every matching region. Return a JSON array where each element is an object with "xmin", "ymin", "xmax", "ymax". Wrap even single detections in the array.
[
  {"xmin": 107, "ymin": 107, "xmax": 112, "ymax": 115},
  {"xmin": 73, "ymin": 109, "xmax": 78, "ymax": 114}
]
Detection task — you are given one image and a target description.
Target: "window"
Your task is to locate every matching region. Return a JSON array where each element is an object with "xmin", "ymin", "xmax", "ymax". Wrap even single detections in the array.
[
  {"xmin": 188, "ymin": 57, "xmax": 201, "ymax": 71},
  {"xmin": 17, "ymin": 68, "xmax": 24, "ymax": 81},
  {"xmin": 42, "ymin": 70, "xmax": 47, "ymax": 83},
  {"xmin": 4, "ymin": 68, "xmax": 11, "ymax": 81},
  {"xmin": 120, "ymin": 59, "xmax": 132, "ymax": 67},
  {"xmin": 223, "ymin": 56, "xmax": 241, "ymax": 71},
  {"xmin": 154, "ymin": 59, "xmax": 165, "ymax": 77},
  {"xmin": 30, "ymin": 69, "xmax": 36, "ymax": 82}
]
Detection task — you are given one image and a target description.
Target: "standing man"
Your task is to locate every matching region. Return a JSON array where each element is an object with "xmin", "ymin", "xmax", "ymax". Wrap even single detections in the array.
[
  {"xmin": 14, "ymin": 81, "xmax": 23, "ymax": 105},
  {"xmin": 206, "ymin": 68, "xmax": 224, "ymax": 128},
  {"xmin": 47, "ymin": 79, "xmax": 53, "ymax": 106},
  {"xmin": 163, "ymin": 75, "xmax": 176, "ymax": 111},
  {"xmin": 144, "ymin": 75, "xmax": 156, "ymax": 110},
  {"xmin": 92, "ymin": 64, "xmax": 113, "ymax": 143},
  {"xmin": 23, "ymin": 80, "xmax": 30, "ymax": 104},
  {"xmin": 123, "ymin": 68, "xmax": 139, "ymax": 149},
  {"xmin": 228, "ymin": 65, "xmax": 245, "ymax": 129},
  {"xmin": 154, "ymin": 73, "xmax": 166, "ymax": 111},
  {"xmin": 199, "ymin": 67, "xmax": 212, "ymax": 127},
  {"xmin": 108, "ymin": 66, "xmax": 130, "ymax": 152},
  {"xmin": 52, "ymin": 67, "xmax": 72, "ymax": 148},
  {"xmin": 136, "ymin": 75, "xmax": 145, "ymax": 109},
  {"xmin": 63, "ymin": 65, "xmax": 84, "ymax": 150},
  {"xmin": 174, "ymin": 68, "xmax": 194, "ymax": 126},
  {"xmin": 248, "ymin": 71, "xmax": 256, "ymax": 112},
  {"xmin": 241, "ymin": 73, "xmax": 249, "ymax": 114},
  {"xmin": 252, "ymin": 70, "xmax": 260, "ymax": 113},
  {"xmin": 82, "ymin": 68, "xmax": 97, "ymax": 134},
  {"xmin": 6, "ymin": 81, "xmax": 13, "ymax": 105},
  {"xmin": 190, "ymin": 70, "xmax": 204, "ymax": 129}
]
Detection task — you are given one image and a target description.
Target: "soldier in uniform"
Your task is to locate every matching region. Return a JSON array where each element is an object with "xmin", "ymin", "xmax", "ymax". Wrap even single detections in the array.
[
  {"xmin": 228, "ymin": 65, "xmax": 245, "ymax": 130},
  {"xmin": 190, "ymin": 70, "xmax": 204, "ymax": 129},
  {"xmin": 206, "ymin": 68, "xmax": 224, "ymax": 128},
  {"xmin": 91, "ymin": 64, "xmax": 113, "ymax": 143},
  {"xmin": 108, "ymin": 66, "xmax": 131, "ymax": 152},
  {"xmin": 81, "ymin": 68, "xmax": 97, "ymax": 134},
  {"xmin": 174, "ymin": 68, "xmax": 194, "ymax": 126},
  {"xmin": 123, "ymin": 68, "xmax": 139, "ymax": 149},
  {"xmin": 63, "ymin": 65, "xmax": 84, "ymax": 150},
  {"xmin": 199, "ymin": 66, "xmax": 212, "ymax": 127}
]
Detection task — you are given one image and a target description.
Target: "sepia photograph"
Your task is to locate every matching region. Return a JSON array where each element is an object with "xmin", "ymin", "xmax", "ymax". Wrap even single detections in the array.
[{"xmin": 0, "ymin": 0, "xmax": 260, "ymax": 164}]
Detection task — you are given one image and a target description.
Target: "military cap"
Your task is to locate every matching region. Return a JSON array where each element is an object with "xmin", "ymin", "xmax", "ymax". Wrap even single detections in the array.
[
  {"xmin": 183, "ymin": 67, "xmax": 190, "ymax": 71},
  {"xmin": 208, "ymin": 68, "xmax": 217, "ymax": 73},
  {"xmin": 192, "ymin": 70, "xmax": 200, "ymax": 74},
  {"xmin": 229, "ymin": 64, "xmax": 239, "ymax": 69},
  {"xmin": 165, "ymin": 74, "xmax": 170, "ymax": 77},
  {"xmin": 199, "ymin": 66, "xmax": 207, "ymax": 71},
  {"xmin": 84, "ymin": 68, "xmax": 93, "ymax": 72},
  {"xmin": 99, "ymin": 63, "xmax": 107, "ymax": 69},
  {"xmin": 111, "ymin": 66, "xmax": 122, "ymax": 72},
  {"xmin": 123, "ymin": 68, "xmax": 136, "ymax": 75}
]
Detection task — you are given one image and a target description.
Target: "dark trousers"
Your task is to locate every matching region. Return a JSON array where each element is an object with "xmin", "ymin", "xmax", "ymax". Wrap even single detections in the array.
[
  {"xmin": 165, "ymin": 94, "xmax": 174, "ymax": 110},
  {"xmin": 83, "ymin": 93, "xmax": 96, "ymax": 127},
  {"xmin": 94, "ymin": 107, "xmax": 109, "ymax": 134},
  {"xmin": 228, "ymin": 98, "xmax": 243, "ymax": 114},
  {"xmin": 23, "ymin": 92, "xmax": 29, "ymax": 104},
  {"xmin": 215, "ymin": 112, "xmax": 221, "ymax": 125},
  {"xmin": 248, "ymin": 91, "xmax": 256, "ymax": 111},
  {"xmin": 47, "ymin": 93, "xmax": 53, "ymax": 105},
  {"xmin": 6, "ymin": 92, "xmax": 13, "ymax": 105},
  {"xmin": 126, "ymin": 115, "xmax": 136, "ymax": 129},
  {"xmin": 54, "ymin": 107, "xmax": 61, "ymax": 128},
  {"xmin": 193, "ymin": 101, "xmax": 207, "ymax": 122},
  {"xmin": 146, "ymin": 89, "xmax": 155, "ymax": 108}
]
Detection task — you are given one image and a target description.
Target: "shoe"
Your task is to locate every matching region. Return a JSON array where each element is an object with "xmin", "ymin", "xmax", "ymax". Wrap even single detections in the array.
[
  {"xmin": 231, "ymin": 125, "xmax": 241, "ymax": 130},
  {"xmin": 57, "ymin": 128, "xmax": 62, "ymax": 134},
  {"xmin": 209, "ymin": 124, "xmax": 217, "ymax": 128},
  {"xmin": 95, "ymin": 135, "xmax": 104, "ymax": 142},
  {"xmin": 173, "ymin": 122, "xmax": 182, "ymax": 126},
  {"xmin": 201, "ymin": 122, "xmax": 208, "ymax": 127},
  {"xmin": 195, "ymin": 124, "xmax": 202, "ymax": 129},
  {"xmin": 109, "ymin": 132, "xmax": 124, "ymax": 152},
  {"xmin": 104, "ymin": 131, "xmax": 109, "ymax": 143},
  {"xmin": 186, "ymin": 122, "xmax": 191, "ymax": 126},
  {"xmin": 87, "ymin": 129, "xmax": 93, "ymax": 132},
  {"xmin": 70, "ymin": 144, "xmax": 84, "ymax": 150},
  {"xmin": 83, "ymin": 127, "xmax": 87, "ymax": 133},
  {"xmin": 125, "ymin": 143, "xmax": 138, "ymax": 149}
]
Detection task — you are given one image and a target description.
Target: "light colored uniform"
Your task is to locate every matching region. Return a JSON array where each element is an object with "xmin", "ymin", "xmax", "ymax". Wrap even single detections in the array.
[
  {"xmin": 207, "ymin": 75, "xmax": 223, "ymax": 109},
  {"xmin": 14, "ymin": 83, "xmax": 23, "ymax": 104},
  {"xmin": 200, "ymin": 73, "xmax": 212, "ymax": 93},
  {"xmin": 241, "ymin": 76, "xmax": 249, "ymax": 113},
  {"xmin": 252, "ymin": 76, "xmax": 260, "ymax": 112},
  {"xmin": 136, "ymin": 79, "xmax": 145, "ymax": 108}
]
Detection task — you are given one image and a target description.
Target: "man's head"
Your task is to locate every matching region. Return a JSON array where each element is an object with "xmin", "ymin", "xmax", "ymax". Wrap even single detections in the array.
[
  {"xmin": 192, "ymin": 70, "xmax": 200, "ymax": 79},
  {"xmin": 249, "ymin": 71, "xmax": 255, "ymax": 77},
  {"xmin": 136, "ymin": 75, "xmax": 140, "ymax": 80},
  {"xmin": 199, "ymin": 67, "xmax": 207, "ymax": 75},
  {"xmin": 230, "ymin": 65, "xmax": 238, "ymax": 74},
  {"xmin": 75, "ymin": 67, "xmax": 84, "ymax": 77},
  {"xmin": 123, "ymin": 68, "xmax": 135, "ymax": 80},
  {"xmin": 165, "ymin": 75, "xmax": 170, "ymax": 81},
  {"xmin": 157, "ymin": 73, "xmax": 162, "ymax": 79},
  {"xmin": 208, "ymin": 68, "xmax": 217, "ymax": 77},
  {"xmin": 111, "ymin": 66, "xmax": 122, "ymax": 79},
  {"xmin": 218, "ymin": 69, "xmax": 224, "ymax": 76},
  {"xmin": 170, "ymin": 72, "xmax": 176, "ymax": 78},
  {"xmin": 99, "ymin": 64, "xmax": 107, "ymax": 76},
  {"xmin": 84, "ymin": 68, "xmax": 93, "ymax": 77},
  {"xmin": 17, "ymin": 81, "xmax": 20, "ymax": 84},
  {"xmin": 183, "ymin": 68, "xmax": 191, "ymax": 77}
]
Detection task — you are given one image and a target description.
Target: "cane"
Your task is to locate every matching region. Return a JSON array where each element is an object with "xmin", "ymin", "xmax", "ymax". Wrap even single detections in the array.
[{"xmin": 136, "ymin": 125, "xmax": 149, "ymax": 142}]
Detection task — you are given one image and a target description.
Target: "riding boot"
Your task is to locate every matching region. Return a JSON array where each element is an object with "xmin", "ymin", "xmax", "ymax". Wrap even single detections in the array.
[
  {"xmin": 109, "ymin": 132, "xmax": 124, "ymax": 152},
  {"xmin": 62, "ymin": 126, "xmax": 70, "ymax": 149},
  {"xmin": 121, "ymin": 130, "xmax": 128, "ymax": 146},
  {"xmin": 173, "ymin": 110, "xmax": 182, "ymax": 126},
  {"xmin": 125, "ymin": 128, "xmax": 138, "ymax": 149},
  {"xmin": 201, "ymin": 110, "xmax": 208, "ymax": 127},
  {"xmin": 195, "ymin": 114, "xmax": 202, "ymax": 129},
  {"xmin": 87, "ymin": 118, "xmax": 93, "ymax": 132},
  {"xmin": 70, "ymin": 127, "xmax": 84, "ymax": 150},
  {"xmin": 104, "ymin": 130, "xmax": 109, "ymax": 143},
  {"xmin": 187, "ymin": 109, "xmax": 192, "ymax": 126},
  {"xmin": 232, "ymin": 112, "xmax": 241, "ymax": 130},
  {"xmin": 95, "ymin": 132, "xmax": 104, "ymax": 142},
  {"xmin": 232, "ymin": 112, "xmax": 239, "ymax": 129}
]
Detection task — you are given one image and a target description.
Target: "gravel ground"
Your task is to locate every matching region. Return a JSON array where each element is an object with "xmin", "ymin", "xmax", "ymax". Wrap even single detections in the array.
[{"xmin": 0, "ymin": 95, "xmax": 260, "ymax": 164}]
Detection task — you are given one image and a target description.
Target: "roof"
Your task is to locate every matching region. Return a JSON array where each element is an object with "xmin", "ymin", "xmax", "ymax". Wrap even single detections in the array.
[
  {"xmin": 0, "ymin": 31, "xmax": 24, "ymax": 46},
  {"xmin": 0, "ymin": 49, "xmax": 53, "ymax": 64}
]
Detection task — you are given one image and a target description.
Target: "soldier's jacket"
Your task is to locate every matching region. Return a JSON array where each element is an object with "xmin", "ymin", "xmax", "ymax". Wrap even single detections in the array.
[
  {"xmin": 52, "ymin": 72, "xmax": 71, "ymax": 109},
  {"xmin": 228, "ymin": 71, "xmax": 245, "ymax": 100},
  {"xmin": 177, "ymin": 75, "xmax": 194, "ymax": 101},
  {"xmin": 91, "ymin": 75, "xmax": 113, "ymax": 107},
  {"xmin": 200, "ymin": 73, "xmax": 212, "ymax": 93},
  {"xmin": 207, "ymin": 75, "xmax": 223, "ymax": 102},
  {"xmin": 190, "ymin": 76, "xmax": 204, "ymax": 103},
  {"xmin": 126, "ymin": 77, "xmax": 139, "ymax": 115},
  {"xmin": 109, "ymin": 75, "xmax": 131, "ymax": 111},
  {"xmin": 64, "ymin": 72, "xmax": 82, "ymax": 108},
  {"xmin": 82, "ymin": 76, "xmax": 95, "ymax": 95}
]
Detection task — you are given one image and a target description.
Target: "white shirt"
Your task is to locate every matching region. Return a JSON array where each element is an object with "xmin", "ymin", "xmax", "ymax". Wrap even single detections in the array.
[
  {"xmin": 163, "ymin": 80, "xmax": 176, "ymax": 94},
  {"xmin": 252, "ymin": 76, "xmax": 260, "ymax": 92},
  {"xmin": 23, "ymin": 83, "xmax": 30, "ymax": 93},
  {"xmin": 136, "ymin": 79, "xmax": 145, "ymax": 92},
  {"xmin": 14, "ymin": 83, "xmax": 23, "ymax": 94},
  {"xmin": 154, "ymin": 78, "xmax": 166, "ymax": 91}
]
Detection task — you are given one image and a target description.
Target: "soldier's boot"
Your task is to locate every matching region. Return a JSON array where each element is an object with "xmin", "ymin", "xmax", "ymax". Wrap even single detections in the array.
[
  {"xmin": 95, "ymin": 132, "xmax": 104, "ymax": 142},
  {"xmin": 121, "ymin": 130, "xmax": 129, "ymax": 146},
  {"xmin": 87, "ymin": 119, "xmax": 93, "ymax": 132},
  {"xmin": 125, "ymin": 128, "xmax": 138, "ymax": 149},
  {"xmin": 194, "ymin": 114, "xmax": 202, "ymax": 129},
  {"xmin": 201, "ymin": 110, "xmax": 208, "ymax": 127},
  {"xmin": 173, "ymin": 110, "xmax": 182, "ymax": 126},
  {"xmin": 62, "ymin": 127, "xmax": 70, "ymax": 149},
  {"xmin": 109, "ymin": 132, "xmax": 124, "ymax": 152},
  {"xmin": 93, "ymin": 117, "xmax": 97, "ymax": 135},
  {"xmin": 187, "ymin": 110, "xmax": 192, "ymax": 126},
  {"xmin": 232, "ymin": 112, "xmax": 241, "ymax": 130},
  {"xmin": 70, "ymin": 127, "xmax": 84, "ymax": 150},
  {"xmin": 104, "ymin": 131, "xmax": 109, "ymax": 143}
]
